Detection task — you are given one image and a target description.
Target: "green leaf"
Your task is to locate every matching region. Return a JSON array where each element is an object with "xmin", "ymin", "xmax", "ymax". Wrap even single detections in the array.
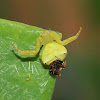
[{"xmin": 0, "ymin": 19, "xmax": 56, "ymax": 100}]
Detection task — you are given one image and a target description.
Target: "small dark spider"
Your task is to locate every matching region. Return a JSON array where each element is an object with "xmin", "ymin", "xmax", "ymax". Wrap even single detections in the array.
[{"xmin": 49, "ymin": 60, "xmax": 66, "ymax": 76}]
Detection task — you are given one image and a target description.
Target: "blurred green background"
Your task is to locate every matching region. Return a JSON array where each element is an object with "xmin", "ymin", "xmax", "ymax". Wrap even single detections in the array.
[{"xmin": 0, "ymin": 0, "xmax": 100, "ymax": 100}]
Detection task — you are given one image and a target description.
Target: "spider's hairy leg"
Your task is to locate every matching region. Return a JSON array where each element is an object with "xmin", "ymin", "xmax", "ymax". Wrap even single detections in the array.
[
  {"xmin": 12, "ymin": 37, "xmax": 42, "ymax": 56},
  {"xmin": 52, "ymin": 27, "xmax": 82, "ymax": 45}
]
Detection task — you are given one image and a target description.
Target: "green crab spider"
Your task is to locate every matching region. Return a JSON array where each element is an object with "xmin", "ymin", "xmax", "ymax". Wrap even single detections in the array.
[{"xmin": 12, "ymin": 27, "xmax": 82, "ymax": 74}]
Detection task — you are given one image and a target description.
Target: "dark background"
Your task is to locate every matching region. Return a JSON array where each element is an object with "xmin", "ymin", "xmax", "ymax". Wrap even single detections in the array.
[{"xmin": 0, "ymin": 0, "xmax": 100, "ymax": 100}]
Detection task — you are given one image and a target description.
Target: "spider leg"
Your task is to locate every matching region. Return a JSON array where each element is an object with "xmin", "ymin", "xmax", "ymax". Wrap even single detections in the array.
[
  {"xmin": 51, "ymin": 27, "xmax": 82, "ymax": 46},
  {"xmin": 61, "ymin": 27, "xmax": 82, "ymax": 45},
  {"xmin": 12, "ymin": 37, "xmax": 41, "ymax": 56}
]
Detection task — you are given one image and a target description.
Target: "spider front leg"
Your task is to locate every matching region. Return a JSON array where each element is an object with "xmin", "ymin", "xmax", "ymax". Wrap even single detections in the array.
[
  {"xmin": 12, "ymin": 37, "xmax": 41, "ymax": 56},
  {"xmin": 51, "ymin": 26, "xmax": 82, "ymax": 46},
  {"xmin": 61, "ymin": 27, "xmax": 82, "ymax": 45}
]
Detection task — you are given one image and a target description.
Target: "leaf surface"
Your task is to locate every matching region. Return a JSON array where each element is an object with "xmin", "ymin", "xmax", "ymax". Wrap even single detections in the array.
[{"xmin": 0, "ymin": 19, "xmax": 56, "ymax": 100}]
